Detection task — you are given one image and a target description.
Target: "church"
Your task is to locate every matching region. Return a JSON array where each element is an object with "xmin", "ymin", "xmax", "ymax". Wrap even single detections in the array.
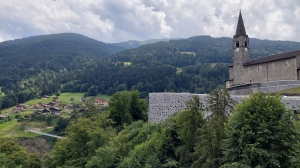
[{"xmin": 226, "ymin": 11, "xmax": 300, "ymax": 95}]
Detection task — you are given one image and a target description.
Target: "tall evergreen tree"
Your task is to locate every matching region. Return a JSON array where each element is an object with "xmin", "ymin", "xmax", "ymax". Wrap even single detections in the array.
[
  {"xmin": 176, "ymin": 96, "xmax": 204, "ymax": 167},
  {"xmin": 192, "ymin": 88, "xmax": 234, "ymax": 168}
]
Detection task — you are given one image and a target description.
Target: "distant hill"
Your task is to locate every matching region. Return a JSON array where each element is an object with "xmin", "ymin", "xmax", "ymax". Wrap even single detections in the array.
[
  {"xmin": 0, "ymin": 33, "xmax": 126, "ymax": 85},
  {"xmin": 0, "ymin": 33, "xmax": 125, "ymax": 57},
  {"xmin": 110, "ymin": 35, "xmax": 300, "ymax": 66},
  {"xmin": 112, "ymin": 38, "xmax": 182, "ymax": 50}
]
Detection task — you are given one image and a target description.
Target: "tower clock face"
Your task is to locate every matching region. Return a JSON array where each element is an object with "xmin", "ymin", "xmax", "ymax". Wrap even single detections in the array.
[
  {"xmin": 236, "ymin": 48, "xmax": 239, "ymax": 52},
  {"xmin": 245, "ymin": 48, "xmax": 248, "ymax": 51}
]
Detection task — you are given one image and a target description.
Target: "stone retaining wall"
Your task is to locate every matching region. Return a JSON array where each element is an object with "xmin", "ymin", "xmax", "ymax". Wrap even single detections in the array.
[
  {"xmin": 228, "ymin": 80, "xmax": 300, "ymax": 95},
  {"xmin": 148, "ymin": 93, "xmax": 300, "ymax": 123}
]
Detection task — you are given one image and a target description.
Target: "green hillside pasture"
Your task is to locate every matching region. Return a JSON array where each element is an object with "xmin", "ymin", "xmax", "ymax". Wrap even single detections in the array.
[
  {"xmin": 0, "ymin": 120, "xmax": 37, "ymax": 137},
  {"xmin": 26, "ymin": 97, "xmax": 53, "ymax": 105},
  {"xmin": 0, "ymin": 109, "xmax": 53, "ymax": 138},
  {"xmin": 275, "ymin": 87, "xmax": 300, "ymax": 96},
  {"xmin": 57, "ymin": 92, "xmax": 85, "ymax": 104}
]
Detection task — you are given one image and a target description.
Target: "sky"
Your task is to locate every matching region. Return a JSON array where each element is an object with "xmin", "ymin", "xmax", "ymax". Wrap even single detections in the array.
[{"xmin": 1, "ymin": 0, "xmax": 300, "ymax": 43}]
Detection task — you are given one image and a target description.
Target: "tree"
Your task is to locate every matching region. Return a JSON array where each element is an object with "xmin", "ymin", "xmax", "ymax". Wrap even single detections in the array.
[
  {"xmin": 45, "ymin": 115, "xmax": 53, "ymax": 126},
  {"xmin": 45, "ymin": 112, "xmax": 115, "ymax": 168},
  {"xmin": 108, "ymin": 91, "xmax": 146, "ymax": 128},
  {"xmin": 221, "ymin": 93, "xmax": 299, "ymax": 167},
  {"xmin": 192, "ymin": 88, "xmax": 234, "ymax": 168},
  {"xmin": 0, "ymin": 138, "xmax": 41, "ymax": 168},
  {"xmin": 176, "ymin": 96, "xmax": 204, "ymax": 166}
]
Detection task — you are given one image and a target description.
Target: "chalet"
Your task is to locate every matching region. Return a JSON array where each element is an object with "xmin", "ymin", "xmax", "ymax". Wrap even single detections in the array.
[
  {"xmin": 0, "ymin": 115, "xmax": 8, "ymax": 120},
  {"xmin": 42, "ymin": 109, "xmax": 50, "ymax": 113},
  {"xmin": 33, "ymin": 105, "xmax": 43, "ymax": 109},
  {"xmin": 59, "ymin": 103, "xmax": 67, "ymax": 108},
  {"xmin": 16, "ymin": 104, "xmax": 26, "ymax": 110},
  {"xmin": 24, "ymin": 115, "xmax": 32, "ymax": 120},
  {"xmin": 80, "ymin": 97, "xmax": 89, "ymax": 102},
  {"xmin": 38, "ymin": 102, "xmax": 45, "ymax": 106},
  {"xmin": 50, "ymin": 107, "xmax": 60, "ymax": 113},
  {"xmin": 95, "ymin": 98, "xmax": 109, "ymax": 106},
  {"xmin": 42, "ymin": 95, "xmax": 50, "ymax": 99},
  {"xmin": 48, "ymin": 102, "xmax": 56, "ymax": 106}
]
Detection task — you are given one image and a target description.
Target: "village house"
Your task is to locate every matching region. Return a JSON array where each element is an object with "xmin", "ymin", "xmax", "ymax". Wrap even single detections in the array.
[
  {"xmin": 15, "ymin": 104, "xmax": 26, "ymax": 110},
  {"xmin": 0, "ymin": 115, "xmax": 8, "ymax": 120},
  {"xmin": 95, "ymin": 98, "xmax": 108, "ymax": 106}
]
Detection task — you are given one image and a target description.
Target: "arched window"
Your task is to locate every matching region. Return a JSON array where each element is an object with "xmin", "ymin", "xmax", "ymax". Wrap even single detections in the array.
[
  {"xmin": 236, "ymin": 41, "xmax": 239, "ymax": 48},
  {"xmin": 245, "ymin": 41, "xmax": 247, "ymax": 47}
]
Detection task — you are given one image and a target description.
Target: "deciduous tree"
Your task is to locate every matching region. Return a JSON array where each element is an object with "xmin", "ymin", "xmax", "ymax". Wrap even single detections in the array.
[{"xmin": 221, "ymin": 93, "xmax": 299, "ymax": 167}]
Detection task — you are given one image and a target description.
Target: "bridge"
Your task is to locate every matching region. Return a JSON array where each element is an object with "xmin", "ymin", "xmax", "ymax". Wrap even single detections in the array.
[{"xmin": 28, "ymin": 130, "xmax": 65, "ymax": 139}]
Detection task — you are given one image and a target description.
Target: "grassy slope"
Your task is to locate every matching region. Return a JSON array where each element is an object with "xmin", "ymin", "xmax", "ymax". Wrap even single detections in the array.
[
  {"xmin": 0, "ymin": 92, "xmax": 111, "ymax": 138},
  {"xmin": 275, "ymin": 87, "xmax": 300, "ymax": 96}
]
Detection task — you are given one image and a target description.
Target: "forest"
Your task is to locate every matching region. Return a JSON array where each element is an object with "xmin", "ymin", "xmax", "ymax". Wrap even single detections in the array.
[
  {"xmin": 1, "ymin": 90, "xmax": 299, "ymax": 168},
  {"xmin": 1, "ymin": 33, "xmax": 300, "ymax": 108}
]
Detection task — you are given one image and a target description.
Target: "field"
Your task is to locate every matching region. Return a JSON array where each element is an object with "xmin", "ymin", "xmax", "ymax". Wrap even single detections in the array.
[
  {"xmin": 0, "ymin": 120, "xmax": 43, "ymax": 137},
  {"xmin": 26, "ymin": 92, "xmax": 111, "ymax": 105},
  {"xmin": 57, "ymin": 92, "xmax": 85, "ymax": 104}
]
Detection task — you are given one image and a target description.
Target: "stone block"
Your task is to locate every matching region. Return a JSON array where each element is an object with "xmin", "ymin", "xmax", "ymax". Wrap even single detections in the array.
[
  {"xmin": 260, "ymin": 82, "xmax": 269, "ymax": 87},
  {"xmin": 268, "ymin": 81, "xmax": 279, "ymax": 86},
  {"xmin": 268, "ymin": 86, "xmax": 278, "ymax": 93},
  {"xmin": 279, "ymin": 80, "xmax": 289, "ymax": 86}
]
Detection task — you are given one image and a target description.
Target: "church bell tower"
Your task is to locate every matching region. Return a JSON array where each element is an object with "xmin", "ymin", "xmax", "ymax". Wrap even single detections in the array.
[{"xmin": 233, "ymin": 10, "xmax": 249, "ymax": 84}]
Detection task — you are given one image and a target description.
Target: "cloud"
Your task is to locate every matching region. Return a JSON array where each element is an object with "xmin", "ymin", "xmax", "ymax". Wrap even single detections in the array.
[{"xmin": 0, "ymin": 0, "xmax": 300, "ymax": 42}]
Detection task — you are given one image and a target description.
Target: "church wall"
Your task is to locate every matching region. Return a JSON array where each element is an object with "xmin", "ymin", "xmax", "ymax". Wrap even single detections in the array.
[
  {"xmin": 229, "ymin": 67, "xmax": 233, "ymax": 79},
  {"xmin": 243, "ymin": 63, "xmax": 268, "ymax": 83},
  {"xmin": 267, "ymin": 57, "xmax": 296, "ymax": 81}
]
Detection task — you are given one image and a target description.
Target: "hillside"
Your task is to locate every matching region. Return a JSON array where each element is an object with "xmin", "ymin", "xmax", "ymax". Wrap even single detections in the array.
[
  {"xmin": 110, "ymin": 36, "xmax": 300, "ymax": 66},
  {"xmin": 1, "ymin": 34, "xmax": 300, "ymax": 108},
  {"xmin": 0, "ymin": 33, "xmax": 125, "ymax": 86},
  {"xmin": 112, "ymin": 38, "xmax": 180, "ymax": 50}
]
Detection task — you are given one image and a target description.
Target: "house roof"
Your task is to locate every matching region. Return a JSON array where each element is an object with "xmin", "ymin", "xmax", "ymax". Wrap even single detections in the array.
[
  {"xmin": 234, "ymin": 11, "xmax": 247, "ymax": 38},
  {"xmin": 243, "ymin": 49, "xmax": 300, "ymax": 66}
]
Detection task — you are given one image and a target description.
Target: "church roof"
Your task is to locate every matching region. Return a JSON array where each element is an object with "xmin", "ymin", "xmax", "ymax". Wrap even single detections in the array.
[
  {"xmin": 244, "ymin": 49, "xmax": 300, "ymax": 66},
  {"xmin": 235, "ymin": 11, "xmax": 247, "ymax": 38}
]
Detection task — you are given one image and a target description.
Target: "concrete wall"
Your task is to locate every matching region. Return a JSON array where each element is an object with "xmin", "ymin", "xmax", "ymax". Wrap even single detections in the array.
[{"xmin": 148, "ymin": 93, "xmax": 300, "ymax": 123}]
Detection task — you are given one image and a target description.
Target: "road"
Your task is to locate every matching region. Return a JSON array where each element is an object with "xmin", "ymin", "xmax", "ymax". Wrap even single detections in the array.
[{"xmin": 28, "ymin": 130, "xmax": 65, "ymax": 139}]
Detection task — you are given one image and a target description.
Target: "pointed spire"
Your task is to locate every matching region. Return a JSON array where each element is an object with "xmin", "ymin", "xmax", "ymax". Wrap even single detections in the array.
[{"xmin": 235, "ymin": 10, "xmax": 247, "ymax": 37}]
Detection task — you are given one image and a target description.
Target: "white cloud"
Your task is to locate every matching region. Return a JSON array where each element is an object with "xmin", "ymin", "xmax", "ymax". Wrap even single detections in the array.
[{"xmin": 0, "ymin": 0, "xmax": 300, "ymax": 42}]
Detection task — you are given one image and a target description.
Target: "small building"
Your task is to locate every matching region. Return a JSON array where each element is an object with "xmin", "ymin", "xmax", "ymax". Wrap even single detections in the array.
[
  {"xmin": 50, "ymin": 107, "xmax": 60, "ymax": 113},
  {"xmin": 16, "ymin": 104, "xmax": 26, "ymax": 110},
  {"xmin": 0, "ymin": 115, "xmax": 8, "ymax": 120},
  {"xmin": 42, "ymin": 109, "xmax": 50, "ymax": 113}
]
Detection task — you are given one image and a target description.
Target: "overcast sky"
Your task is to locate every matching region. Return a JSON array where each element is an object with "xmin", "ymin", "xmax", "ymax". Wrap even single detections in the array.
[{"xmin": 1, "ymin": 0, "xmax": 300, "ymax": 43}]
